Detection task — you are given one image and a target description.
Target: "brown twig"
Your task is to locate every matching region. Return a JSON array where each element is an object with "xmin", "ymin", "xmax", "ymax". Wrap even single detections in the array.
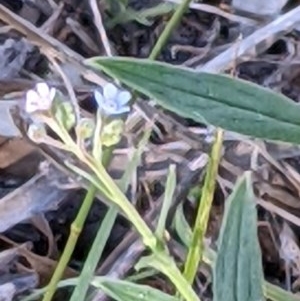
[{"xmin": 89, "ymin": 0, "xmax": 113, "ymax": 56}]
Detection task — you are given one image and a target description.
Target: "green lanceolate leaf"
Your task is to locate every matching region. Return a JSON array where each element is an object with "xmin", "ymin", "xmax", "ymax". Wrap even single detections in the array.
[
  {"xmin": 214, "ymin": 172, "xmax": 264, "ymax": 301},
  {"xmin": 87, "ymin": 57, "xmax": 300, "ymax": 145}
]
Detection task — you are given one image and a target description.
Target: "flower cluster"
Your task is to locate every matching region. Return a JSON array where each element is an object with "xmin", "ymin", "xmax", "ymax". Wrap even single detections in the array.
[
  {"xmin": 24, "ymin": 82, "xmax": 132, "ymax": 150},
  {"xmin": 25, "ymin": 82, "xmax": 131, "ymax": 116}
]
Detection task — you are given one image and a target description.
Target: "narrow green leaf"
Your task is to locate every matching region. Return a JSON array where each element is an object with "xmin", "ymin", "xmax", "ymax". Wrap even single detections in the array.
[
  {"xmin": 173, "ymin": 203, "xmax": 193, "ymax": 247},
  {"xmin": 91, "ymin": 278, "xmax": 180, "ymax": 301},
  {"xmin": 86, "ymin": 57, "xmax": 300, "ymax": 145},
  {"xmin": 156, "ymin": 164, "xmax": 177, "ymax": 239},
  {"xmin": 214, "ymin": 172, "xmax": 265, "ymax": 301},
  {"xmin": 126, "ymin": 269, "xmax": 159, "ymax": 282},
  {"xmin": 69, "ymin": 206, "xmax": 118, "ymax": 301},
  {"xmin": 264, "ymin": 281, "xmax": 300, "ymax": 301}
]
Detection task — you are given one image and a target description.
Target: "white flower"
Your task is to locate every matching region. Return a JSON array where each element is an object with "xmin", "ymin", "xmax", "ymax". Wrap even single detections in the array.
[
  {"xmin": 25, "ymin": 83, "xmax": 56, "ymax": 113},
  {"xmin": 94, "ymin": 83, "xmax": 131, "ymax": 116}
]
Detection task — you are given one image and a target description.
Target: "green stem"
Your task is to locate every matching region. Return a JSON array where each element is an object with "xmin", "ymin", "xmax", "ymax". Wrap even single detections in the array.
[
  {"xmin": 153, "ymin": 252, "xmax": 200, "ymax": 301},
  {"xmin": 92, "ymin": 110, "xmax": 103, "ymax": 159},
  {"xmin": 91, "ymin": 164, "xmax": 157, "ymax": 249},
  {"xmin": 88, "ymin": 160, "xmax": 199, "ymax": 301},
  {"xmin": 42, "ymin": 148, "xmax": 113, "ymax": 301},
  {"xmin": 67, "ymin": 147, "xmax": 198, "ymax": 301},
  {"xmin": 149, "ymin": 0, "xmax": 192, "ymax": 60},
  {"xmin": 183, "ymin": 128, "xmax": 223, "ymax": 283},
  {"xmin": 42, "ymin": 185, "xmax": 97, "ymax": 301},
  {"xmin": 61, "ymin": 142, "xmax": 155, "ymax": 248}
]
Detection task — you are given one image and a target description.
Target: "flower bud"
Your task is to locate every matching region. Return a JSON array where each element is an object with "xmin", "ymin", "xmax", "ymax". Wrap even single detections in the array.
[
  {"xmin": 75, "ymin": 118, "xmax": 95, "ymax": 140},
  {"xmin": 101, "ymin": 119, "xmax": 124, "ymax": 147}
]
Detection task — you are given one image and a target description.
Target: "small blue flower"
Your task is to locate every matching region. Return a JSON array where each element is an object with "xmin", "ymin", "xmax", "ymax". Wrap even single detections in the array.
[{"xmin": 94, "ymin": 83, "xmax": 131, "ymax": 116}]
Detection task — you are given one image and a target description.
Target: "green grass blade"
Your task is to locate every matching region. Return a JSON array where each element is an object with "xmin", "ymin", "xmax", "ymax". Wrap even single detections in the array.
[
  {"xmin": 69, "ymin": 205, "xmax": 118, "ymax": 301},
  {"xmin": 264, "ymin": 282, "xmax": 300, "ymax": 301},
  {"xmin": 156, "ymin": 164, "xmax": 177, "ymax": 239},
  {"xmin": 173, "ymin": 203, "xmax": 192, "ymax": 247},
  {"xmin": 183, "ymin": 129, "xmax": 223, "ymax": 284}
]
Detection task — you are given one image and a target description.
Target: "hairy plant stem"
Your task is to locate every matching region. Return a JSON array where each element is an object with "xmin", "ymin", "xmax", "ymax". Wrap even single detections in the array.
[
  {"xmin": 66, "ymin": 135, "xmax": 199, "ymax": 301},
  {"xmin": 80, "ymin": 159, "xmax": 200, "ymax": 301},
  {"xmin": 42, "ymin": 125, "xmax": 113, "ymax": 301}
]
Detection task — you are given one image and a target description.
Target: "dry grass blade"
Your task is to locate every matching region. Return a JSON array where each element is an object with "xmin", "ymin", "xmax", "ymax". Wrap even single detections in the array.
[
  {"xmin": 0, "ymin": 4, "xmax": 107, "ymax": 86},
  {"xmin": 89, "ymin": 0, "xmax": 113, "ymax": 56},
  {"xmin": 47, "ymin": 55, "xmax": 80, "ymax": 122},
  {"xmin": 197, "ymin": 6, "xmax": 300, "ymax": 72},
  {"xmin": 279, "ymin": 222, "xmax": 300, "ymax": 291},
  {"xmin": 0, "ymin": 163, "xmax": 69, "ymax": 232},
  {"xmin": 165, "ymin": 0, "xmax": 258, "ymax": 25}
]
